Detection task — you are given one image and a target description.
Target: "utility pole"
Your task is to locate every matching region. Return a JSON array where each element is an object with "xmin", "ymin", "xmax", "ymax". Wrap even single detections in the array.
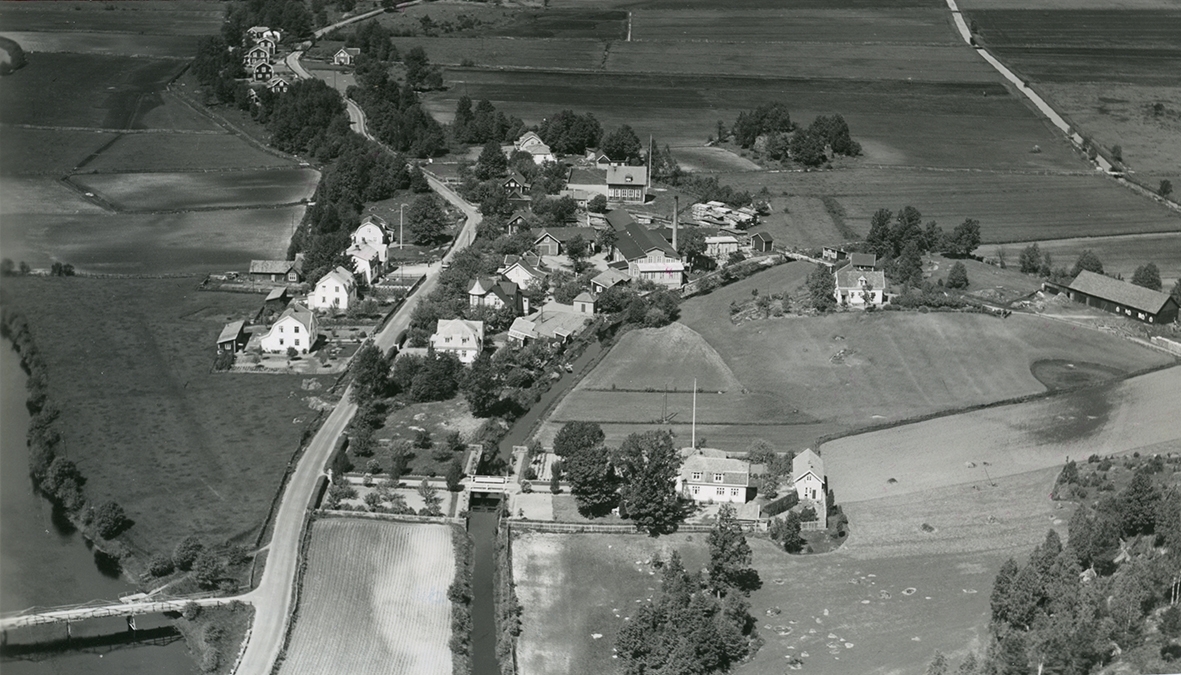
[
  {"xmin": 691, "ymin": 377, "xmax": 697, "ymax": 449},
  {"xmin": 399, "ymin": 203, "xmax": 407, "ymax": 249}
]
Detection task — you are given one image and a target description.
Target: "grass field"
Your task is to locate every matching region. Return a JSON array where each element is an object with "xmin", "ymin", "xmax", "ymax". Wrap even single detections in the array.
[
  {"xmin": 721, "ymin": 169, "xmax": 1181, "ymax": 247},
  {"xmin": 630, "ymin": 8, "xmax": 958, "ymax": 44},
  {"xmin": 0, "ymin": 31, "xmax": 203, "ymax": 59},
  {"xmin": 81, "ymin": 133, "xmax": 293, "ymax": 173},
  {"xmin": 280, "ymin": 519, "xmax": 454, "ymax": 675},
  {"xmin": 0, "ymin": 1, "xmax": 222, "ymax": 36},
  {"xmin": 3, "ymin": 278, "xmax": 333, "ymax": 557},
  {"xmin": 976, "ymin": 233, "xmax": 1181, "ymax": 286},
  {"xmin": 538, "ymin": 262, "xmax": 1173, "ymax": 450},
  {"xmin": 71, "ymin": 168, "xmax": 319, "ymax": 211},
  {"xmin": 0, "ymin": 127, "xmax": 115, "ymax": 175}
]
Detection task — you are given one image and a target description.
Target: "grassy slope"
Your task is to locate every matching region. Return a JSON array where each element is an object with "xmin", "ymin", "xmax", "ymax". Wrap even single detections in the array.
[
  {"xmin": 280, "ymin": 519, "xmax": 454, "ymax": 675},
  {"xmin": 4, "ymin": 278, "xmax": 333, "ymax": 556}
]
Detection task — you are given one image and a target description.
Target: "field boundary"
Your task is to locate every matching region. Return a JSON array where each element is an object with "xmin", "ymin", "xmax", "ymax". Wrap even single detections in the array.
[
  {"xmin": 507, "ymin": 520, "xmax": 716, "ymax": 534},
  {"xmin": 316, "ymin": 509, "xmax": 465, "ymax": 526}
]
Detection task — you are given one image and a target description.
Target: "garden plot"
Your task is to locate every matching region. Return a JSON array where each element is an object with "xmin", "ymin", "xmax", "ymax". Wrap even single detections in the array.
[{"xmin": 280, "ymin": 519, "xmax": 454, "ymax": 675}]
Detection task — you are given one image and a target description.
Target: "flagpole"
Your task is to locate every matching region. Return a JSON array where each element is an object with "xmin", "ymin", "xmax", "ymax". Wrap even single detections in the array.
[{"xmin": 691, "ymin": 378, "xmax": 697, "ymax": 449}]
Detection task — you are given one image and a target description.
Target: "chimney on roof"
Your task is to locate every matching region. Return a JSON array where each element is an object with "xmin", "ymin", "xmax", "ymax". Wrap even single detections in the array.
[{"xmin": 672, "ymin": 195, "xmax": 679, "ymax": 253}]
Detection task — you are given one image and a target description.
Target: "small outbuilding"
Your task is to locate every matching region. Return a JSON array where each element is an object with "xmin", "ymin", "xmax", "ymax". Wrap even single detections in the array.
[
  {"xmin": 750, "ymin": 232, "xmax": 774, "ymax": 253},
  {"xmin": 217, "ymin": 320, "xmax": 248, "ymax": 353},
  {"xmin": 333, "ymin": 47, "xmax": 361, "ymax": 66},
  {"xmin": 573, "ymin": 291, "xmax": 596, "ymax": 315}
]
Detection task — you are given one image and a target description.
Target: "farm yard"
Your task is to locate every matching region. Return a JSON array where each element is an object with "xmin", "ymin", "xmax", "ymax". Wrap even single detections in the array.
[
  {"xmin": 538, "ymin": 262, "xmax": 1174, "ymax": 451},
  {"xmin": 279, "ymin": 519, "xmax": 455, "ymax": 675},
  {"xmin": 1, "ymin": 277, "xmax": 334, "ymax": 558}
]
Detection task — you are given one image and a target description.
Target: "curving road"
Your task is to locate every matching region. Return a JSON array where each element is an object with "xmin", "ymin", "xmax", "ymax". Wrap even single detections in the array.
[{"xmin": 232, "ymin": 179, "xmax": 480, "ymax": 675}]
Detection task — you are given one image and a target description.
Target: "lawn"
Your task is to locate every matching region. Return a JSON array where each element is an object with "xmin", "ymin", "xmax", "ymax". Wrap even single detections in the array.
[
  {"xmin": 976, "ymin": 233, "xmax": 1181, "ymax": 288},
  {"xmin": 71, "ymin": 168, "xmax": 319, "ymax": 212},
  {"xmin": 280, "ymin": 519, "xmax": 454, "ymax": 675},
  {"xmin": 81, "ymin": 133, "xmax": 294, "ymax": 173},
  {"xmin": 360, "ymin": 397, "xmax": 482, "ymax": 478},
  {"xmin": 538, "ymin": 263, "xmax": 1173, "ymax": 451},
  {"xmin": 3, "ymin": 277, "xmax": 334, "ymax": 558}
]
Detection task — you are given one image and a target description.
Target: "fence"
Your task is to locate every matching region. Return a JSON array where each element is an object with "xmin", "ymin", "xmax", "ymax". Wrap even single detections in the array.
[
  {"xmin": 1150, "ymin": 336, "xmax": 1181, "ymax": 356},
  {"xmin": 317, "ymin": 508, "xmax": 464, "ymax": 526},
  {"xmin": 507, "ymin": 520, "xmax": 717, "ymax": 534}
]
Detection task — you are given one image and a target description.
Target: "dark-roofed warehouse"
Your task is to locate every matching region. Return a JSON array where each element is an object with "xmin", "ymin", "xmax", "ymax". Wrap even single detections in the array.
[{"xmin": 1066, "ymin": 270, "xmax": 1178, "ymax": 324}]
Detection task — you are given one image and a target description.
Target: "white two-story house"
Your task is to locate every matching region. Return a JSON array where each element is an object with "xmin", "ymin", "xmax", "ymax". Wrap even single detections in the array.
[
  {"xmin": 309, "ymin": 266, "xmax": 357, "ymax": 312},
  {"xmin": 259, "ymin": 303, "xmax": 318, "ymax": 354},
  {"xmin": 430, "ymin": 319, "xmax": 485, "ymax": 365},
  {"xmin": 678, "ymin": 450, "xmax": 751, "ymax": 504}
]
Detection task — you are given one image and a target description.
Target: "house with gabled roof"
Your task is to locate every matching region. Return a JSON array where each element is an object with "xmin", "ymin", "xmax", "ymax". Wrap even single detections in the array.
[
  {"xmin": 249, "ymin": 258, "xmax": 304, "ymax": 284},
  {"xmin": 612, "ymin": 221, "xmax": 684, "ymax": 289},
  {"xmin": 590, "ymin": 267, "xmax": 630, "ymax": 294},
  {"xmin": 506, "ymin": 210, "xmax": 531, "ymax": 234},
  {"xmin": 334, "ymin": 47, "xmax": 361, "ymax": 66},
  {"xmin": 501, "ymin": 256, "xmax": 547, "ymax": 290},
  {"xmin": 606, "ymin": 165, "xmax": 648, "ymax": 204},
  {"xmin": 259, "ymin": 302, "xmax": 318, "ymax": 354},
  {"xmin": 573, "ymin": 291, "xmax": 596, "ymax": 315},
  {"xmin": 352, "ymin": 215, "xmax": 391, "ymax": 263},
  {"xmin": 705, "ymin": 235, "xmax": 740, "ymax": 262},
  {"xmin": 347, "ymin": 243, "xmax": 382, "ymax": 285},
  {"xmin": 245, "ymin": 44, "xmax": 271, "ymax": 68},
  {"xmin": 252, "ymin": 61, "xmax": 274, "ymax": 82},
  {"xmin": 514, "ymin": 131, "xmax": 554, "ymax": 164},
  {"xmin": 255, "ymin": 37, "xmax": 277, "ymax": 56},
  {"xmin": 431, "ymin": 319, "xmax": 484, "ymax": 364},
  {"xmin": 468, "ymin": 276, "xmax": 528, "ymax": 314},
  {"xmin": 750, "ymin": 232, "xmax": 774, "ymax": 253},
  {"xmin": 503, "ymin": 170, "xmax": 531, "ymax": 197},
  {"xmin": 265, "ymin": 76, "xmax": 290, "ymax": 94},
  {"xmin": 533, "ymin": 227, "xmax": 597, "ymax": 257},
  {"xmin": 792, "ymin": 449, "xmax": 827, "ymax": 527},
  {"xmin": 217, "ymin": 320, "xmax": 248, "ymax": 353},
  {"xmin": 309, "ymin": 266, "xmax": 357, "ymax": 312},
  {"xmin": 849, "ymin": 253, "xmax": 877, "ymax": 270},
  {"xmin": 1067, "ymin": 270, "xmax": 1179, "ymax": 324},
  {"xmin": 835, "ymin": 269, "xmax": 886, "ymax": 308},
  {"xmin": 678, "ymin": 449, "xmax": 751, "ymax": 504},
  {"xmin": 247, "ymin": 25, "xmax": 271, "ymax": 41}
]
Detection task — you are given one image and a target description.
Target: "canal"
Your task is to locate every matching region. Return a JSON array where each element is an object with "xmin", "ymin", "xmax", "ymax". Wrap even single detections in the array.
[
  {"xmin": 467, "ymin": 494, "xmax": 502, "ymax": 675},
  {"xmin": 1, "ymin": 344, "xmax": 196, "ymax": 674}
]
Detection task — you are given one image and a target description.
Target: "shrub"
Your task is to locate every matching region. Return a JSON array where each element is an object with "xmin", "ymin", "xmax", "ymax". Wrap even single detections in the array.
[
  {"xmin": 182, "ymin": 601, "xmax": 201, "ymax": 620},
  {"xmin": 92, "ymin": 500, "xmax": 129, "ymax": 539},
  {"xmin": 213, "ymin": 350, "xmax": 235, "ymax": 371},
  {"xmin": 148, "ymin": 553, "xmax": 175, "ymax": 577},
  {"xmin": 173, "ymin": 536, "xmax": 204, "ymax": 571}
]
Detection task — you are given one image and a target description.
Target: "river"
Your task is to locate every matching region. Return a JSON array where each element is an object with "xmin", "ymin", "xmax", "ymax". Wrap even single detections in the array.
[{"xmin": 0, "ymin": 345, "xmax": 196, "ymax": 673}]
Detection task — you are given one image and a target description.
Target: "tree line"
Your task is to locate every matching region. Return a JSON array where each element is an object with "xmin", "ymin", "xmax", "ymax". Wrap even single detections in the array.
[{"xmin": 728, "ymin": 102, "xmax": 862, "ymax": 168}]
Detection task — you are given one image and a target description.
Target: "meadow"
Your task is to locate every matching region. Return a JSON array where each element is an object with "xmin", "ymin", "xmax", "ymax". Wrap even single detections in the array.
[
  {"xmin": 2, "ymin": 277, "xmax": 333, "ymax": 558},
  {"xmin": 280, "ymin": 519, "xmax": 455, "ymax": 675},
  {"xmin": 537, "ymin": 262, "xmax": 1173, "ymax": 451},
  {"xmin": 0, "ymin": 31, "xmax": 202, "ymax": 59},
  {"xmin": 71, "ymin": 168, "xmax": 319, "ymax": 212},
  {"xmin": 0, "ymin": 1, "xmax": 222, "ymax": 36},
  {"xmin": 0, "ymin": 127, "xmax": 114, "ymax": 175},
  {"xmin": 629, "ymin": 8, "xmax": 957, "ymax": 44},
  {"xmin": 80, "ymin": 133, "xmax": 293, "ymax": 173}
]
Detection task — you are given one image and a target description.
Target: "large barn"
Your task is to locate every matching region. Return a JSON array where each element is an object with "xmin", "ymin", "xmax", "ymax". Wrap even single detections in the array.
[{"xmin": 1066, "ymin": 270, "xmax": 1178, "ymax": 324}]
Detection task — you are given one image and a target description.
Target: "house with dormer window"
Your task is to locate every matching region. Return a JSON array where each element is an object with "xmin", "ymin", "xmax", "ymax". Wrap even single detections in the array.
[
  {"xmin": 834, "ymin": 269, "xmax": 886, "ymax": 308},
  {"xmin": 677, "ymin": 449, "xmax": 751, "ymax": 504},
  {"xmin": 430, "ymin": 319, "xmax": 484, "ymax": 364}
]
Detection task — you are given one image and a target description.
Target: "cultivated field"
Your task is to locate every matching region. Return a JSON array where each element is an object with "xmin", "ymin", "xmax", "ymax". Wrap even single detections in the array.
[
  {"xmin": 0, "ymin": 31, "xmax": 202, "ymax": 59},
  {"xmin": 977, "ymin": 233, "xmax": 1181, "ymax": 286},
  {"xmin": 71, "ymin": 168, "xmax": 319, "ymax": 211},
  {"xmin": 630, "ymin": 8, "xmax": 958, "ymax": 44},
  {"xmin": 0, "ymin": 127, "xmax": 114, "ymax": 175},
  {"xmin": 280, "ymin": 519, "xmax": 455, "ymax": 675},
  {"xmin": 538, "ymin": 263, "xmax": 1173, "ymax": 450},
  {"xmin": 0, "ymin": 1, "xmax": 222, "ymax": 36},
  {"xmin": 81, "ymin": 134, "xmax": 293, "ymax": 173},
  {"xmin": 2, "ymin": 278, "xmax": 333, "ymax": 555}
]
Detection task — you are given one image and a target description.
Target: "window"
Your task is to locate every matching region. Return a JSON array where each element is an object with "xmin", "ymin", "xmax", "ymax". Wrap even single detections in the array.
[
  {"xmin": 714, "ymin": 473, "xmax": 724, "ymax": 482},
  {"xmin": 295, "ymin": 339, "xmax": 300, "ymax": 346},
  {"xmin": 691, "ymin": 472, "xmax": 702, "ymax": 481},
  {"xmin": 730, "ymin": 488, "xmax": 739, "ymax": 496},
  {"xmin": 294, "ymin": 326, "xmax": 299, "ymax": 333},
  {"xmin": 279, "ymin": 338, "xmax": 284, "ymax": 345},
  {"xmin": 691, "ymin": 486, "xmax": 699, "ymax": 495},
  {"xmin": 445, "ymin": 337, "xmax": 452, "ymax": 343},
  {"xmin": 321, "ymin": 296, "xmax": 326, "ymax": 303},
  {"xmin": 279, "ymin": 326, "xmax": 283, "ymax": 333},
  {"xmin": 716, "ymin": 487, "xmax": 725, "ymax": 495},
  {"xmin": 335, "ymin": 286, "xmax": 340, "ymax": 292}
]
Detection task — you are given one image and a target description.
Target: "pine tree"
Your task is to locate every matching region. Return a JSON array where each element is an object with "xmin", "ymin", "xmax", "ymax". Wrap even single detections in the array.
[
  {"xmin": 866, "ymin": 209, "xmax": 894, "ymax": 259},
  {"xmin": 945, "ymin": 261, "xmax": 969, "ymax": 289}
]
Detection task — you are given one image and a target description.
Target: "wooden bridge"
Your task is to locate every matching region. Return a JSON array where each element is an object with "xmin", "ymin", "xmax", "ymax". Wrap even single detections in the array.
[{"xmin": 0, "ymin": 595, "xmax": 244, "ymax": 633}]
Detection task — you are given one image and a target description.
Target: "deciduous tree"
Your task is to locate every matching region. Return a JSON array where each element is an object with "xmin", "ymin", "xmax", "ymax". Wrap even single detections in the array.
[
  {"xmin": 1130, "ymin": 262, "xmax": 1162, "ymax": 291},
  {"xmin": 806, "ymin": 263, "xmax": 836, "ymax": 312},
  {"xmin": 1071, "ymin": 250, "xmax": 1103, "ymax": 277},
  {"xmin": 707, "ymin": 505, "xmax": 757, "ymax": 596},
  {"xmin": 1018, "ymin": 243, "xmax": 1043, "ymax": 274},
  {"xmin": 565, "ymin": 443, "xmax": 617, "ymax": 517},
  {"xmin": 553, "ymin": 421, "xmax": 605, "ymax": 457},
  {"xmin": 475, "ymin": 140, "xmax": 507, "ymax": 180},
  {"xmin": 602, "ymin": 124, "xmax": 643, "ymax": 164},
  {"xmin": 615, "ymin": 430, "xmax": 683, "ymax": 535},
  {"xmin": 408, "ymin": 193, "xmax": 448, "ymax": 245},
  {"xmin": 945, "ymin": 261, "xmax": 969, "ymax": 289}
]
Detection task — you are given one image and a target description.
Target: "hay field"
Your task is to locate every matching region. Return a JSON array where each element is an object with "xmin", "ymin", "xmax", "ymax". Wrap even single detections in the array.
[
  {"xmin": 79, "ymin": 134, "xmax": 292, "ymax": 173},
  {"xmin": 722, "ymin": 169, "xmax": 1181, "ymax": 246},
  {"xmin": 72, "ymin": 168, "xmax": 319, "ymax": 211},
  {"xmin": 394, "ymin": 37, "xmax": 606, "ymax": 71},
  {"xmin": 281, "ymin": 519, "xmax": 455, "ymax": 675},
  {"xmin": 0, "ymin": 31, "xmax": 202, "ymax": 58},
  {"xmin": 3, "ymin": 278, "xmax": 333, "ymax": 554},
  {"xmin": 630, "ymin": 8, "xmax": 958, "ymax": 44},
  {"xmin": 977, "ymin": 233, "xmax": 1181, "ymax": 286},
  {"xmin": 0, "ymin": 127, "xmax": 114, "ymax": 175},
  {"xmin": 0, "ymin": 1, "xmax": 222, "ymax": 36},
  {"xmin": 822, "ymin": 366, "xmax": 1181, "ymax": 504}
]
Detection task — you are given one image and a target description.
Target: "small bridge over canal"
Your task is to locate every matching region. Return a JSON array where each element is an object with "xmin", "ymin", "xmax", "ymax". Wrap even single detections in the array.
[{"xmin": 0, "ymin": 595, "xmax": 246, "ymax": 634}]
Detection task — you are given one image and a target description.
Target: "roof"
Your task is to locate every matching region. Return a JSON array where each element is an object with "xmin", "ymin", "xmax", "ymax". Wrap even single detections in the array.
[
  {"xmin": 507, "ymin": 210, "xmax": 531, "ymax": 223},
  {"xmin": 605, "ymin": 165, "xmax": 647, "ymax": 186},
  {"xmin": 573, "ymin": 292, "xmax": 596, "ymax": 304},
  {"xmin": 250, "ymin": 259, "xmax": 301, "ymax": 275},
  {"xmin": 1068, "ymin": 270, "xmax": 1175, "ymax": 315},
  {"xmin": 433, "ymin": 319, "xmax": 484, "ymax": 344},
  {"xmin": 568, "ymin": 168, "xmax": 607, "ymax": 186},
  {"xmin": 348, "ymin": 243, "xmax": 379, "ymax": 261},
  {"xmin": 751, "ymin": 232, "xmax": 773, "ymax": 242},
  {"xmin": 681, "ymin": 454, "xmax": 750, "ymax": 485},
  {"xmin": 506, "ymin": 170, "xmax": 530, "ymax": 186},
  {"xmin": 605, "ymin": 209, "xmax": 636, "ymax": 232},
  {"xmin": 849, "ymin": 253, "xmax": 877, "ymax": 268},
  {"xmin": 336, "ymin": 47, "xmax": 361, "ymax": 56},
  {"xmin": 635, "ymin": 260, "xmax": 685, "ymax": 273},
  {"xmin": 508, "ymin": 317, "xmax": 537, "ymax": 339},
  {"xmin": 504, "ymin": 258, "xmax": 545, "ymax": 280},
  {"xmin": 316, "ymin": 266, "xmax": 356, "ymax": 290},
  {"xmin": 616, "ymin": 222, "xmax": 677, "ymax": 261},
  {"xmin": 360, "ymin": 214, "xmax": 388, "ymax": 229},
  {"xmin": 264, "ymin": 286, "xmax": 288, "ymax": 302},
  {"xmin": 247, "ymin": 44, "xmax": 270, "ymax": 56},
  {"xmin": 705, "ymin": 235, "xmax": 739, "ymax": 244},
  {"xmin": 275, "ymin": 302, "xmax": 314, "ymax": 331},
  {"xmin": 217, "ymin": 320, "xmax": 246, "ymax": 344},
  {"xmin": 526, "ymin": 305, "xmax": 592, "ymax": 339},
  {"xmin": 534, "ymin": 227, "xmax": 596, "ymax": 244},
  {"xmin": 835, "ymin": 270, "xmax": 886, "ymax": 291},
  {"xmin": 591, "ymin": 268, "xmax": 630, "ymax": 289},
  {"xmin": 793, "ymin": 449, "xmax": 824, "ymax": 483}
]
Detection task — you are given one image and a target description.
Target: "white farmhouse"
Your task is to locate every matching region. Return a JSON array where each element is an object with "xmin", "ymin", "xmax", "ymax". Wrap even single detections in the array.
[
  {"xmin": 259, "ymin": 303, "xmax": 318, "ymax": 354},
  {"xmin": 347, "ymin": 243, "xmax": 382, "ymax": 285},
  {"xmin": 678, "ymin": 450, "xmax": 751, "ymax": 504},
  {"xmin": 834, "ymin": 269, "xmax": 886, "ymax": 308},
  {"xmin": 351, "ymin": 215, "xmax": 391, "ymax": 263},
  {"xmin": 430, "ymin": 319, "xmax": 484, "ymax": 364},
  {"xmin": 514, "ymin": 131, "xmax": 555, "ymax": 164},
  {"xmin": 705, "ymin": 235, "xmax": 740, "ymax": 262},
  {"xmin": 309, "ymin": 266, "xmax": 357, "ymax": 312},
  {"xmin": 792, "ymin": 448, "xmax": 827, "ymax": 527}
]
